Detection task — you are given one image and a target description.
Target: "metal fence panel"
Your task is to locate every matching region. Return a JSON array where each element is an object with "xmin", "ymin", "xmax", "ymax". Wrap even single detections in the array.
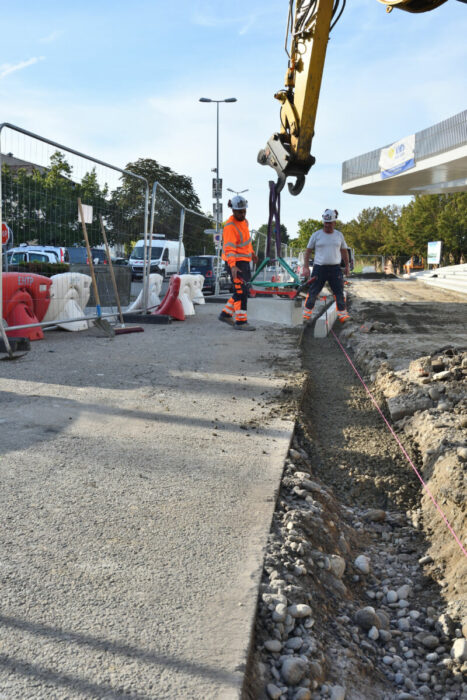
[{"xmin": 1, "ymin": 123, "xmax": 148, "ymax": 342}]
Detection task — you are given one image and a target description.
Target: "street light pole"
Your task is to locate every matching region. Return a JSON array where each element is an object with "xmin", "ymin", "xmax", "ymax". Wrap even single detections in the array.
[
  {"xmin": 227, "ymin": 188, "xmax": 249, "ymax": 196},
  {"xmin": 199, "ymin": 96, "xmax": 237, "ymax": 295}
]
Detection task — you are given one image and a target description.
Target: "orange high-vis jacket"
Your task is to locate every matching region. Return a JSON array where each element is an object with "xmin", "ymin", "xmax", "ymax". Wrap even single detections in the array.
[{"xmin": 222, "ymin": 216, "xmax": 253, "ymax": 267}]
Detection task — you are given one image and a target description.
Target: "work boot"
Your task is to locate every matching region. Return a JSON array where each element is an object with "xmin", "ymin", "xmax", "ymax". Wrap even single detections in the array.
[
  {"xmin": 235, "ymin": 322, "xmax": 256, "ymax": 331},
  {"xmin": 337, "ymin": 311, "xmax": 350, "ymax": 323},
  {"xmin": 219, "ymin": 312, "xmax": 234, "ymax": 326}
]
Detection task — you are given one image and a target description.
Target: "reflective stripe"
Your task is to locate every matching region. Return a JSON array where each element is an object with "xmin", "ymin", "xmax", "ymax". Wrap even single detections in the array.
[{"xmin": 234, "ymin": 238, "xmax": 252, "ymax": 249}]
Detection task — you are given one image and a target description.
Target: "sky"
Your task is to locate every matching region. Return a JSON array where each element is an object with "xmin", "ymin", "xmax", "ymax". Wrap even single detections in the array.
[{"xmin": 0, "ymin": 0, "xmax": 466, "ymax": 241}]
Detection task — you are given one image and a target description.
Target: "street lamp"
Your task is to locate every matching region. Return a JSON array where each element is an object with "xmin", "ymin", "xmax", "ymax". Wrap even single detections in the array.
[
  {"xmin": 227, "ymin": 187, "xmax": 249, "ymax": 196},
  {"xmin": 199, "ymin": 97, "xmax": 237, "ymax": 294}
]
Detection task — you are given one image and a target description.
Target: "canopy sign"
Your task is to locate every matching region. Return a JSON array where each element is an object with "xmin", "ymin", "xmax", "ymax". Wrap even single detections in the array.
[{"xmin": 379, "ymin": 134, "xmax": 415, "ymax": 180}]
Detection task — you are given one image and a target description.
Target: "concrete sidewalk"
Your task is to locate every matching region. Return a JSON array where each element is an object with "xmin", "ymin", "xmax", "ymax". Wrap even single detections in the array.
[{"xmin": 0, "ymin": 305, "xmax": 299, "ymax": 699}]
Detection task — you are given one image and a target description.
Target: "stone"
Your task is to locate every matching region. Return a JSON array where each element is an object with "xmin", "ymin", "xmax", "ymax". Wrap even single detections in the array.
[
  {"xmin": 267, "ymin": 683, "xmax": 283, "ymax": 699},
  {"xmin": 396, "ymin": 584, "xmax": 411, "ymax": 600},
  {"xmin": 368, "ymin": 626, "xmax": 379, "ymax": 640},
  {"xmin": 451, "ymin": 639, "xmax": 467, "ymax": 662},
  {"xmin": 265, "ymin": 639, "xmax": 283, "ymax": 653},
  {"xmin": 398, "ymin": 618, "xmax": 410, "ymax": 632},
  {"xmin": 294, "ymin": 690, "xmax": 312, "ymax": 700},
  {"xmin": 288, "ymin": 604, "xmax": 312, "ymax": 618},
  {"xmin": 285, "ymin": 637, "xmax": 303, "ymax": 650},
  {"xmin": 387, "ymin": 590, "xmax": 398, "ymax": 603},
  {"xmin": 387, "ymin": 394, "xmax": 432, "ymax": 421},
  {"xmin": 329, "ymin": 555, "xmax": 346, "ymax": 579},
  {"xmin": 457, "ymin": 446, "xmax": 467, "ymax": 462},
  {"xmin": 418, "ymin": 555, "xmax": 433, "ymax": 565},
  {"xmin": 354, "ymin": 555, "xmax": 370, "ymax": 574},
  {"xmin": 376, "ymin": 610, "xmax": 391, "ymax": 630},
  {"xmin": 355, "ymin": 607, "xmax": 379, "ymax": 631},
  {"xmin": 273, "ymin": 603, "xmax": 288, "ymax": 622},
  {"xmin": 421, "ymin": 634, "xmax": 439, "ymax": 650},
  {"xmin": 433, "ymin": 370, "xmax": 451, "ymax": 380},
  {"xmin": 330, "ymin": 686, "xmax": 346, "ymax": 700},
  {"xmin": 436, "ymin": 613, "xmax": 455, "ymax": 637},
  {"xmin": 364, "ymin": 509, "xmax": 386, "ymax": 522},
  {"xmin": 308, "ymin": 660, "xmax": 324, "ymax": 681},
  {"xmin": 281, "ymin": 657, "xmax": 307, "ymax": 685}
]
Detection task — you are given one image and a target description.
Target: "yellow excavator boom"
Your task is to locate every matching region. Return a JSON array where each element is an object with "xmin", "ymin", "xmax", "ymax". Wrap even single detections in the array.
[{"xmin": 258, "ymin": 0, "xmax": 456, "ymax": 195}]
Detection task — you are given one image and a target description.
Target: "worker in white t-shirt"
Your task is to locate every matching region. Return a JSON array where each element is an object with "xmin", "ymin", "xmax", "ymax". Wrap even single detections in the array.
[{"xmin": 302, "ymin": 209, "xmax": 350, "ymax": 324}]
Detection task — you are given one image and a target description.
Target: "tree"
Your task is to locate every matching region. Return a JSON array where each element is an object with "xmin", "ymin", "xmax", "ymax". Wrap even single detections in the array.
[
  {"xmin": 398, "ymin": 193, "xmax": 467, "ymax": 264},
  {"xmin": 109, "ymin": 158, "xmax": 212, "ymax": 255},
  {"xmin": 294, "ymin": 218, "xmax": 323, "ymax": 252},
  {"xmin": 436, "ymin": 193, "xmax": 467, "ymax": 263},
  {"xmin": 341, "ymin": 206, "xmax": 401, "ymax": 256}
]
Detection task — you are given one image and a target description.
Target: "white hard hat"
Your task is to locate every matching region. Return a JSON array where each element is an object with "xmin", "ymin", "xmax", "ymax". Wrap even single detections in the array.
[
  {"xmin": 231, "ymin": 195, "xmax": 248, "ymax": 210},
  {"xmin": 322, "ymin": 208, "xmax": 337, "ymax": 222}
]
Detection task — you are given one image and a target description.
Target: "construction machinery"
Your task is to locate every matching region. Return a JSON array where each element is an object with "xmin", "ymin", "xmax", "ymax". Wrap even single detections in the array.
[{"xmin": 258, "ymin": 0, "xmax": 463, "ymax": 196}]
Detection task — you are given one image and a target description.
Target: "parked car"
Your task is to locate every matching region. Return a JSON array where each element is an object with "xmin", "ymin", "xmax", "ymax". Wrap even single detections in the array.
[
  {"xmin": 5, "ymin": 244, "xmax": 69, "ymax": 263},
  {"xmin": 67, "ymin": 246, "xmax": 88, "ymax": 264},
  {"xmin": 90, "ymin": 248, "xmax": 108, "ymax": 265},
  {"xmin": 5, "ymin": 248, "xmax": 59, "ymax": 265},
  {"xmin": 179, "ymin": 255, "xmax": 230, "ymax": 294},
  {"xmin": 111, "ymin": 257, "xmax": 129, "ymax": 266},
  {"xmin": 66, "ymin": 246, "xmax": 108, "ymax": 265}
]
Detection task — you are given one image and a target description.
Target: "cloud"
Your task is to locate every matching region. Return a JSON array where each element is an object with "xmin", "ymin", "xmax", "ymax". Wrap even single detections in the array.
[
  {"xmin": 0, "ymin": 57, "xmax": 45, "ymax": 80},
  {"xmin": 39, "ymin": 30, "xmax": 64, "ymax": 44}
]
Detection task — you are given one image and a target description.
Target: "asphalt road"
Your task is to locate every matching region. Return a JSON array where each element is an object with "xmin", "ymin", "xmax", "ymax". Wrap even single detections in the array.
[{"xmin": 0, "ymin": 304, "xmax": 299, "ymax": 699}]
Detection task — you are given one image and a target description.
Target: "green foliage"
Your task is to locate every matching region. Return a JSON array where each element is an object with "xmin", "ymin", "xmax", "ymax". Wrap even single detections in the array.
[
  {"xmin": 6, "ymin": 261, "xmax": 70, "ymax": 276},
  {"xmin": 291, "ymin": 196, "xmax": 466, "ymax": 264},
  {"xmin": 257, "ymin": 222, "xmax": 289, "ymax": 244},
  {"xmin": 109, "ymin": 158, "xmax": 212, "ymax": 256},
  {"xmin": 342, "ymin": 206, "xmax": 401, "ymax": 256},
  {"xmin": 294, "ymin": 218, "xmax": 325, "ymax": 251}
]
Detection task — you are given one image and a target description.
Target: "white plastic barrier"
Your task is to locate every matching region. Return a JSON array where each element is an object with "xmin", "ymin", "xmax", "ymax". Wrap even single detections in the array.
[
  {"xmin": 178, "ymin": 274, "xmax": 205, "ymax": 315},
  {"xmin": 126, "ymin": 273, "xmax": 163, "ymax": 312},
  {"xmin": 42, "ymin": 272, "xmax": 92, "ymax": 331},
  {"xmin": 190, "ymin": 275, "xmax": 206, "ymax": 305}
]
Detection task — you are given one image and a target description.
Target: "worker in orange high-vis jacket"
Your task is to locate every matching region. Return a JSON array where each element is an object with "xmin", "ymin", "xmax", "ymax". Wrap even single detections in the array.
[{"xmin": 218, "ymin": 195, "xmax": 258, "ymax": 331}]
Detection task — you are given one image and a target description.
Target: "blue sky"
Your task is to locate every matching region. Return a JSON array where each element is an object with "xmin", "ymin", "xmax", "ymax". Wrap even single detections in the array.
[{"xmin": 1, "ymin": 0, "xmax": 466, "ymax": 240}]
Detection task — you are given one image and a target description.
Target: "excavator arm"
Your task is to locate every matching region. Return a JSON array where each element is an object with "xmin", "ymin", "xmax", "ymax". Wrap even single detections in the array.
[{"xmin": 258, "ymin": 0, "xmax": 452, "ymax": 196}]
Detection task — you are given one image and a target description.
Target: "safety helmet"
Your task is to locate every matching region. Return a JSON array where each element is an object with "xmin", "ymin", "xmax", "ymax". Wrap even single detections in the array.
[
  {"xmin": 230, "ymin": 195, "xmax": 248, "ymax": 210},
  {"xmin": 322, "ymin": 208, "xmax": 337, "ymax": 222}
]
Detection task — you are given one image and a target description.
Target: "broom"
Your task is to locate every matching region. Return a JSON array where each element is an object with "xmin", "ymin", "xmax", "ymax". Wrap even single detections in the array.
[
  {"xmin": 99, "ymin": 216, "xmax": 143, "ymax": 336},
  {"xmin": 78, "ymin": 198, "xmax": 114, "ymax": 338}
]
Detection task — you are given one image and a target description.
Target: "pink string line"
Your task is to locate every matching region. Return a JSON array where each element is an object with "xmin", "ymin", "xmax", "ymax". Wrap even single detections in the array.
[{"xmin": 330, "ymin": 328, "xmax": 467, "ymax": 561}]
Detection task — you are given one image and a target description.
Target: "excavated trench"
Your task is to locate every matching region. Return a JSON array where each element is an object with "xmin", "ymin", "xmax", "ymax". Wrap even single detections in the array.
[{"xmin": 244, "ymin": 313, "xmax": 467, "ymax": 700}]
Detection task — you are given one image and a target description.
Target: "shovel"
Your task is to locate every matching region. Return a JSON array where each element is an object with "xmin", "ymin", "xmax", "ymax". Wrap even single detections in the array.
[
  {"xmin": 78, "ymin": 198, "xmax": 114, "ymax": 338},
  {"xmin": 99, "ymin": 216, "xmax": 143, "ymax": 336}
]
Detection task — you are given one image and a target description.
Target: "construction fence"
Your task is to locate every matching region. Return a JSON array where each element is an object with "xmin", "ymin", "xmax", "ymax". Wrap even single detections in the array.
[{"xmin": 0, "ymin": 123, "xmax": 215, "ymax": 344}]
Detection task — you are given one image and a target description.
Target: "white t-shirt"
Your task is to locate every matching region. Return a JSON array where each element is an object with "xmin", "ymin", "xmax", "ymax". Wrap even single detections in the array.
[{"xmin": 306, "ymin": 228, "xmax": 347, "ymax": 265}]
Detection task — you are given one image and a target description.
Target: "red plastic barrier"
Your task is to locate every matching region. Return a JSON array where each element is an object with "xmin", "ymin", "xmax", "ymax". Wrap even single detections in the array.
[
  {"xmin": 152, "ymin": 275, "xmax": 185, "ymax": 321},
  {"xmin": 2, "ymin": 272, "xmax": 52, "ymax": 340}
]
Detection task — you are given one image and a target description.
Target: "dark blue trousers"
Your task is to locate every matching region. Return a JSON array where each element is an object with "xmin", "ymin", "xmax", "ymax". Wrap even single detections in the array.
[{"xmin": 304, "ymin": 264, "xmax": 346, "ymax": 311}]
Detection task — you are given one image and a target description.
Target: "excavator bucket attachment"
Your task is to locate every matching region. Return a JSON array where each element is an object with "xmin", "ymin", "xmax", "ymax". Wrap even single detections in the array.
[{"xmin": 378, "ymin": 0, "xmax": 448, "ymax": 12}]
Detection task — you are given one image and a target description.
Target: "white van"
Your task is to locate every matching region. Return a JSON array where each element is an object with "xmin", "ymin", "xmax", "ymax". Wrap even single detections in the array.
[{"xmin": 129, "ymin": 235, "xmax": 185, "ymax": 280}]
